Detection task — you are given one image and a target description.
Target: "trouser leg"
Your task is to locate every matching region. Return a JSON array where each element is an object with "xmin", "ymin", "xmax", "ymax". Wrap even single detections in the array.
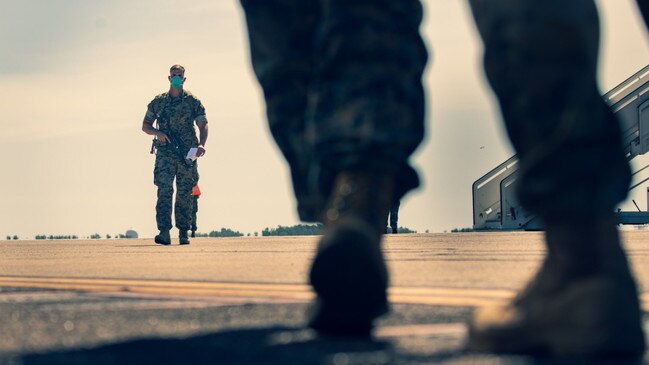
[
  {"xmin": 175, "ymin": 161, "xmax": 198, "ymax": 231},
  {"xmin": 240, "ymin": 0, "xmax": 323, "ymax": 221},
  {"xmin": 311, "ymin": 0, "xmax": 427, "ymax": 200},
  {"xmin": 191, "ymin": 196, "xmax": 198, "ymax": 232},
  {"xmin": 191, "ymin": 167, "xmax": 199, "ymax": 232},
  {"xmin": 154, "ymin": 152, "xmax": 176, "ymax": 231},
  {"xmin": 241, "ymin": 0, "xmax": 427, "ymax": 220}
]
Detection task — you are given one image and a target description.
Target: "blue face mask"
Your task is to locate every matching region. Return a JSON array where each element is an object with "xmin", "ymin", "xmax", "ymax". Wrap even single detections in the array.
[{"xmin": 170, "ymin": 75, "xmax": 183, "ymax": 89}]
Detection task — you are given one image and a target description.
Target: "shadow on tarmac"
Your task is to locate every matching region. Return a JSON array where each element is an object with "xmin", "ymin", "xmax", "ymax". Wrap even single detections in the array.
[
  {"xmin": 8, "ymin": 326, "xmax": 648, "ymax": 365},
  {"xmin": 12, "ymin": 327, "xmax": 395, "ymax": 365}
]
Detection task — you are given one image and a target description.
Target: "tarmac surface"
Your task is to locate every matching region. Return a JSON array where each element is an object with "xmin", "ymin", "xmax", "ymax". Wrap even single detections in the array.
[{"xmin": 1, "ymin": 231, "xmax": 649, "ymax": 364}]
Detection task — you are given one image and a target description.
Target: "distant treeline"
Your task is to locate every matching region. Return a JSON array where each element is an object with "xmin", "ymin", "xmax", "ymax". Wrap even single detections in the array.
[
  {"xmin": 193, "ymin": 228, "xmax": 245, "ymax": 238},
  {"xmin": 394, "ymin": 227, "xmax": 417, "ymax": 234},
  {"xmin": 450, "ymin": 227, "xmax": 474, "ymax": 232},
  {"xmin": 93, "ymin": 234, "xmax": 134, "ymax": 239},
  {"xmin": 5, "ymin": 224, "xmax": 418, "ymax": 241},
  {"xmin": 33, "ymin": 234, "xmax": 133, "ymax": 240},
  {"xmin": 35, "ymin": 235, "xmax": 79, "ymax": 240},
  {"xmin": 261, "ymin": 224, "xmax": 416, "ymax": 236},
  {"xmin": 262, "ymin": 224, "xmax": 324, "ymax": 236}
]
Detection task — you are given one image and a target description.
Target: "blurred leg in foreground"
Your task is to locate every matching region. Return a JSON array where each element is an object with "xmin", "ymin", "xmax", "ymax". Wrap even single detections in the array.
[
  {"xmin": 466, "ymin": 0, "xmax": 645, "ymax": 357},
  {"xmin": 240, "ymin": 0, "xmax": 427, "ymax": 335}
]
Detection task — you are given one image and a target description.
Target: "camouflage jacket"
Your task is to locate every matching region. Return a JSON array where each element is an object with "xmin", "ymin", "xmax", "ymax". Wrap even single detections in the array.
[{"xmin": 145, "ymin": 90, "xmax": 207, "ymax": 152}]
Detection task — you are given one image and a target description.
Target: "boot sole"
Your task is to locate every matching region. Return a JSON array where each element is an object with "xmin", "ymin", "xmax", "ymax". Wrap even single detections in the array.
[
  {"xmin": 154, "ymin": 237, "xmax": 171, "ymax": 245},
  {"xmin": 308, "ymin": 221, "xmax": 388, "ymax": 336}
]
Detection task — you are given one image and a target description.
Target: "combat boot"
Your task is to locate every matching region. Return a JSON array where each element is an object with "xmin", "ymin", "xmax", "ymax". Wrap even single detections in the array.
[
  {"xmin": 308, "ymin": 171, "xmax": 395, "ymax": 336},
  {"xmin": 179, "ymin": 230, "xmax": 190, "ymax": 245},
  {"xmin": 467, "ymin": 212, "xmax": 645, "ymax": 358},
  {"xmin": 154, "ymin": 229, "xmax": 171, "ymax": 245}
]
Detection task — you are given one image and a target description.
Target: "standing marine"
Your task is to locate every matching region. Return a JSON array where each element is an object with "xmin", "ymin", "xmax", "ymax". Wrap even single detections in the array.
[{"xmin": 142, "ymin": 64, "xmax": 208, "ymax": 245}]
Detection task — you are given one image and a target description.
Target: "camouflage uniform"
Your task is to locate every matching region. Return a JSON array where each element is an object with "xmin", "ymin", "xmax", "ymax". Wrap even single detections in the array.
[
  {"xmin": 145, "ymin": 91, "xmax": 206, "ymax": 232},
  {"xmin": 241, "ymin": 0, "xmax": 639, "ymax": 222},
  {"xmin": 240, "ymin": 0, "xmax": 427, "ymax": 221}
]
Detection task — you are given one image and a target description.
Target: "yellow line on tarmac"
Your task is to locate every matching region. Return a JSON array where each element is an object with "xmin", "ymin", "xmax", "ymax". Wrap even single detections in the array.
[
  {"xmin": 0, "ymin": 276, "xmax": 648, "ymax": 310},
  {"xmin": 389, "ymin": 287, "xmax": 514, "ymax": 307},
  {"xmin": 0, "ymin": 276, "xmax": 311, "ymax": 292},
  {"xmin": 0, "ymin": 276, "xmax": 314, "ymax": 301},
  {"xmin": 376, "ymin": 323, "xmax": 466, "ymax": 338}
]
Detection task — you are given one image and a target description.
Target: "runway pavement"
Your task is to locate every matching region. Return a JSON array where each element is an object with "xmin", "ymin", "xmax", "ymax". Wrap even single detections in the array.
[{"xmin": 1, "ymin": 231, "xmax": 649, "ymax": 364}]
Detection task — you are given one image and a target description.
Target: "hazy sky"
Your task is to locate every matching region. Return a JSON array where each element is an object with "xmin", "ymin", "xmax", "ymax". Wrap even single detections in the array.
[{"xmin": 1, "ymin": 1, "xmax": 648, "ymax": 239}]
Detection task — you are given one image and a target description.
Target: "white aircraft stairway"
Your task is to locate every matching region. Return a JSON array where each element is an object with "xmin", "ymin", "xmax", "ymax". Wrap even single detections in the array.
[{"xmin": 473, "ymin": 64, "xmax": 649, "ymax": 230}]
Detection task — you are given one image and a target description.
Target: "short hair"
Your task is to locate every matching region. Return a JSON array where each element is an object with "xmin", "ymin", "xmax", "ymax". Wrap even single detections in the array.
[{"xmin": 170, "ymin": 64, "xmax": 185, "ymax": 74}]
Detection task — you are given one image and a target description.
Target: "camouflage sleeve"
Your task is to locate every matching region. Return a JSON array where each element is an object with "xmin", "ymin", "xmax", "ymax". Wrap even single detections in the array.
[
  {"xmin": 144, "ymin": 98, "xmax": 157, "ymax": 122},
  {"xmin": 193, "ymin": 97, "xmax": 207, "ymax": 124}
]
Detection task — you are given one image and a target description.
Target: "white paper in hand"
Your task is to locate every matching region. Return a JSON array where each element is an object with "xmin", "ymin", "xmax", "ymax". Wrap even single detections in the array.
[{"xmin": 186, "ymin": 147, "xmax": 199, "ymax": 161}]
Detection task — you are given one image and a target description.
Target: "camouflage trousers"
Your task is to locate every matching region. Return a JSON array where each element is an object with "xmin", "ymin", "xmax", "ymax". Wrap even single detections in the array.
[
  {"xmin": 154, "ymin": 149, "xmax": 198, "ymax": 231},
  {"xmin": 191, "ymin": 195, "xmax": 199, "ymax": 232},
  {"xmin": 468, "ymin": 0, "xmax": 640, "ymax": 219},
  {"xmin": 240, "ymin": 0, "xmax": 427, "ymax": 221},
  {"xmin": 242, "ymin": 0, "xmax": 647, "ymax": 222}
]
